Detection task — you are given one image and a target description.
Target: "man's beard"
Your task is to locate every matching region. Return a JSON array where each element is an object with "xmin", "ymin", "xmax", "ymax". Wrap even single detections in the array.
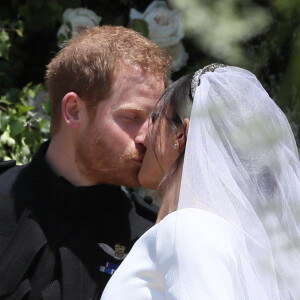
[{"xmin": 74, "ymin": 128, "xmax": 144, "ymax": 187}]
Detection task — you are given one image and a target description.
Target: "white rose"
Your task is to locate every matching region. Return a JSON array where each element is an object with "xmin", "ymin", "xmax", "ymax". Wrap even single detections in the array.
[
  {"xmin": 57, "ymin": 7, "xmax": 102, "ymax": 39},
  {"xmin": 130, "ymin": 1, "xmax": 184, "ymax": 48},
  {"xmin": 165, "ymin": 41, "xmax": 189, "ymax": 72}
]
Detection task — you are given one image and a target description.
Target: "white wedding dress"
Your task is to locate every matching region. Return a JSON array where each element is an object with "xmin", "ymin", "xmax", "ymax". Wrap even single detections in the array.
[{"xmin": 101, "ymin": 208, "xmax": 270, "ymax": 300}]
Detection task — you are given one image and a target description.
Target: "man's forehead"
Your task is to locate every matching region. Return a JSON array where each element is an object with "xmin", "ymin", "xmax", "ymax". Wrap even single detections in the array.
[
  {"xmin": 114, "ymin": 64, "xmax": 163, "ymax": 89},
  {"xmin": 110, "ymin": 70, "xmax": 163, "ymax": 111}
]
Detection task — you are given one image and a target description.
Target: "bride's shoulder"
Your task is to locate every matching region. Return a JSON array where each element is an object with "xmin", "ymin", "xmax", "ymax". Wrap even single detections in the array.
[
  {"xmin": 157, "ymin": 208, "xmax": 240, "ymax": 248},
  {"xmin": 155, "ymin": 208, "xmax": 241, "ymax": 270},
  {"xmin": 159, "ymin": 208, "xmax": 235, "ymax": 231}
]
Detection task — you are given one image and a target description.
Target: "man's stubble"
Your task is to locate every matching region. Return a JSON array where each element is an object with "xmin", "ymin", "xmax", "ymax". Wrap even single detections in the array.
[{"xmin": 74, "ymin": 125, "xmax": 144, "ymax": 187}]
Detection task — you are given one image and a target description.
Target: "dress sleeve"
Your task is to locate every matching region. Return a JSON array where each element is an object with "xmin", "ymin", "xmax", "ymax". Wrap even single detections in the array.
[{"xmin": 155, "ymin": 208, "xmax": 251, "ymax": 300}]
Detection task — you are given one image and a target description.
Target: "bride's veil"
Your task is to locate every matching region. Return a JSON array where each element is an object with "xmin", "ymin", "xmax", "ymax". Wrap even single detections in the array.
[{"xmin": 178, "ymin": 65, "xmax": 300, "ymax": 299}]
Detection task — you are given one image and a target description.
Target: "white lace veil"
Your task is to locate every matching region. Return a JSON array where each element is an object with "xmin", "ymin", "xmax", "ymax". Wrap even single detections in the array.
[{"xmin": 178, "ymin": 65, "xmax": 300, "ymax": 299}]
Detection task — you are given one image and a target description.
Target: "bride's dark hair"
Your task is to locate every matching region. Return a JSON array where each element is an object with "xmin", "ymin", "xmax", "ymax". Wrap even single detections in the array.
[{"xmin": 149, "ymin": 73, "xmax": 194, "ymax": 184}]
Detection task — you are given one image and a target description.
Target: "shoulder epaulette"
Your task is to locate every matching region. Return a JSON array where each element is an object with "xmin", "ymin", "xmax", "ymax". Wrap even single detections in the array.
[
  {"xmin": 131, "ymin": 191, "xmax": 159, "ymax": 223},
  {"xmin": 0, "ymin": 160, "xmax": 16, "ymax": 175}
]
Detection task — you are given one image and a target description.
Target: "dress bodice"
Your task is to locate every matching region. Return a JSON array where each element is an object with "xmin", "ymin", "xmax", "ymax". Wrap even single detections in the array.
[{"xmin": 101, "ymin": 208, "xmax": 271, "ymax": 300}]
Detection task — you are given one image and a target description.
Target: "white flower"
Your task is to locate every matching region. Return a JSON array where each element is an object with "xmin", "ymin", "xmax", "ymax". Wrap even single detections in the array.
[
  {"xmin": 130, "ymin": 1, "xmax": 184, "ymax": 48},
  {"xmin": 57, "ymin": 7, "xmax": 102, "ymax": 39},
  {"xmin": 165, "ymin": 41, "xmax": 188, "ymax": 72}
]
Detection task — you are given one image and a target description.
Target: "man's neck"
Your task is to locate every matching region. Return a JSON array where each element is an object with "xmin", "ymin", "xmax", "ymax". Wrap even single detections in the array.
[{"xmin": 46, "ymin": 136, "xmax": 90, "ymax": 187}]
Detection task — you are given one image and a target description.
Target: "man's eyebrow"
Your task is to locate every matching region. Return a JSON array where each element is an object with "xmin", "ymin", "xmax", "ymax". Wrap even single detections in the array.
[{"xmin": 113, "ymin": 104, "xmax": 151, "ymax": 113}]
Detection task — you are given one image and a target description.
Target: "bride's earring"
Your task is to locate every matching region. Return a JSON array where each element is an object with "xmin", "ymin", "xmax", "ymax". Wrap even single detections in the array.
[{"xmin": 174, "ymin": 143, "xmax": 178, "ymax": 150}]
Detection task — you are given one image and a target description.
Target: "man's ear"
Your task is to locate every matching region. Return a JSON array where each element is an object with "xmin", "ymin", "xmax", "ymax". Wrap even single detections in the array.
[{"xmin": 62, "ymin": 92, "xmax": 82, "ymax": 129}]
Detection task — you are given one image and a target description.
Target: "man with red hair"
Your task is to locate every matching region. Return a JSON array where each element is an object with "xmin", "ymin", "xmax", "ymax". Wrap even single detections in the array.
[{"xmin": 0, "ymin": 26, "xmax": 169, "ymax": 299}]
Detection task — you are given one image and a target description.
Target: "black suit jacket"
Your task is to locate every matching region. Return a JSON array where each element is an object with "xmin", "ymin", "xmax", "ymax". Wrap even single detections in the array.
[{"xmin": 0, "ymin": 142, "xmax": 157, "ymax": 299}]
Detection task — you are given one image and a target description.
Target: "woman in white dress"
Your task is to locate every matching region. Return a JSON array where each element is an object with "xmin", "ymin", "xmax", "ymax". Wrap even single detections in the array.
[{"xmin": 101, "ymin": 64, "xmax": 300, "ymax": 299}]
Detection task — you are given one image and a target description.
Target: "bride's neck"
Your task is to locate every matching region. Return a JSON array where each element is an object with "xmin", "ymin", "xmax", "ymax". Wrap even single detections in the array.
[{"xmin": 156, "ymin": 164, "xmax": 183, "ymax": 223}]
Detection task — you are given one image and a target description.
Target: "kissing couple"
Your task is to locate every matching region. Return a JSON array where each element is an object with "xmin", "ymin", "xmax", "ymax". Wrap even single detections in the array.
[{"xmin": 0, "ymin": 26, "xmax": 299, "ymax": 300}]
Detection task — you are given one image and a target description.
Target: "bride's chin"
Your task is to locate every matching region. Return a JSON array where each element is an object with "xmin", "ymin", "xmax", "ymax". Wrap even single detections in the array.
[{"xmin": 138, "ymin": 172, "xmax": 159, "ymax": 191}]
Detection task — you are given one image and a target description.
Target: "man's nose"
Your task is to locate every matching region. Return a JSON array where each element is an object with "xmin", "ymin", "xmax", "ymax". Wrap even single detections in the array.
[{"xmin": 135, "ymin": 120, "xmax": 150, "ymax": 147}]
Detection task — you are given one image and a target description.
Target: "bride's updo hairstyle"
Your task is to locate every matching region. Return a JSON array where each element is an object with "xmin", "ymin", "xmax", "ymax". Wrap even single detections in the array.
[{"xmin": 148, "ymin": 73, "xmax": 193, "ymax": 181}]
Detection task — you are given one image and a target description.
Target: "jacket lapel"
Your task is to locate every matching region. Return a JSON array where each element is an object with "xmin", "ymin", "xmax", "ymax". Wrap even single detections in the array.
[{"xmin": 0, "ymin": 209, "xmax": 47, "ymax": 296}]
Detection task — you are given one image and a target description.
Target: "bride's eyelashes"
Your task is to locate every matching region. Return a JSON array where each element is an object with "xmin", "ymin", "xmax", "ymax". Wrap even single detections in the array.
[{"xmin": 150, "ymin": 111, "xmax": 159, "ymax": 124}]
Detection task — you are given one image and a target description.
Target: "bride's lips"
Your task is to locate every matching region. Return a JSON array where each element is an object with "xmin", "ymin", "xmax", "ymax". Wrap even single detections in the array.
[{"xmin": 133, "ymin": 157, "xmax": 144, "ymax": 164}]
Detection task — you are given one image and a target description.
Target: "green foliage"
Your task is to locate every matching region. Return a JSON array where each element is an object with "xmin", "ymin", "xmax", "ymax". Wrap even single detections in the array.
[
  {"xmin": 0, "ymin": 30, "xmax": 11, "ymax": 60},
  {"xmin": 0, "ymin": 19, "xmax": 23, "ymax": 61},
  {"xmin": 0, "ymin": 84, "xmax": 50, "ymax": 164}
]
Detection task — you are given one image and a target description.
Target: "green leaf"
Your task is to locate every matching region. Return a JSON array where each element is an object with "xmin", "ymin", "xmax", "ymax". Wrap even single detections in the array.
[
  {"xmin": 0, "ymin": 96, "xmax": 12, "ymax": 105},
  {"xmin": 0, "ymin": 111, "xmax": 10, "ymax": 130},
  {"xmin": 129, "ymin": 19, "xmax": 149, "ymax": 38},
  {"xmin": 10, "ymin": 119, "xmax": 26, "ymax": 137},
  {"xmin": 15, "ymin": 29, "xmax": 23, "ymax": 37},
  {"xmin": 24, "ymin": 129, "xmax": 39, "ymax": 145},
  {"xmin": 16, "ymin": 20, "xmax": 24, "ymax": 37},
  {"xmin": 0, "ymin": 29, "xmax": 9, "ymax": 42},
  {"xmin": 16, "ymin": 104, "xmax": 34, "ymax": 115},
  {"xmin": 0, "ymin": 30, "xmax": 11, "ymax": 60}
]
